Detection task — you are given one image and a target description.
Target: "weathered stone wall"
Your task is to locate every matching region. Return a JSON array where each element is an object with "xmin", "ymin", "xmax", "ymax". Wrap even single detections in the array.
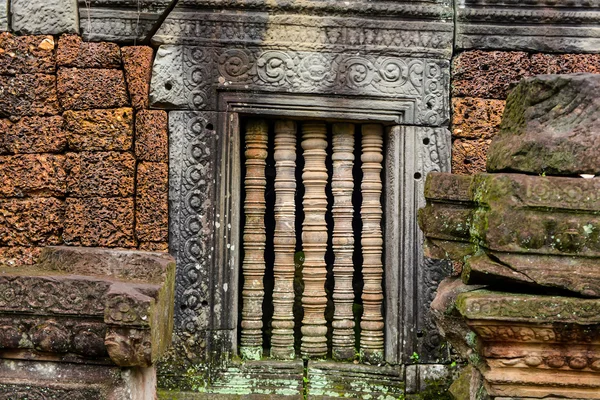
[
  {"xmin": 0, "ymin": 33, "xmax": 169, "ymax": 266},
  {"xmin": 451, "ymin": 51, "xmax": 600, "ymax": 175}
]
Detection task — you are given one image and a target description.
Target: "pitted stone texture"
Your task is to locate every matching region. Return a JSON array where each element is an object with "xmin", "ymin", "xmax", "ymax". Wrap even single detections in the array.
[
  {"xmin": 136, "ymin": 162, "xmax": 168, "ymax": 242},
  {"xmin": 11, "ymin": 0, "xmax": 79, "ymax": 35},
  {"xmin": 63, "ymin": 197, "xmax": 135, "ymax": 247},
  {"xmin": 452, "ymin": 98, "xmax": 505, "ymax": 140},
  {"xmin": 122, "ymin": 46, "xmax": 153, "ymax": 110},
  {"xmin": 0, "ymin": 246, "xmax": 43, "ymax": 266},
  {"xmin": 452, "ymin": 51, "xmax": 531, "ymax": 100},
  {"xmin": 139, "ymin": 242, "xmax": 169, "ymax": 252},
  {"xmin": 487, "ymin": 74, "xmax": 600, "ymax": 176},
  {"xmin": 0, "ymin": 198, "xmax": 64, "ymax": 246},
  {"xmin": 57, "ymin": 34, "xmax": 121, "ymax": 68},
  {"xmin": 455, "ymin": 1, "xmax": 600, "ymax": 53},
  {"xmin": 57, "ymin": 68, "xmax": 129, "ymax": 110},
  {"xmin": 0, "ymin": 74, "xmax": 61, "ymax": 117},
  {"xmin": 0, "ymin": 33, "xmax": 56, "ymax": 74},
  {"xmin": 64, "ymin": 108, "xmax": 133, "ymax": 151},
  {"xmin": 2, "ymin": 116, "xmax": 67, "ymax": 154},
  {"xmin": 65, "ymin": 152, "xmax": 135, "ymax": 197},
  {"xmin": 452, "ymin": 138, "xmax": 490, "ymax": 175},
  {"xmin": 530, "ymin": 53, "xmax": 600, "ymax": 75},
  {"xmin": 135, "ymin": 110, "xmax": 168, "ymax": 162},
  {"xmin": 0, "ymin": 154, "xmax": 66, "ymax": 197}
]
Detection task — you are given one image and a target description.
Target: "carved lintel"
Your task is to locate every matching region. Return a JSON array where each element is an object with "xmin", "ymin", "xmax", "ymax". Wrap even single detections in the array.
[
  {"xmin": 301, "ymin": 122, "xmax": 329, "ymax": 359},
  {"xmin": 271, "ymin": 120, "xmax": 297, "ymax": 360},
  {"xmin": 360, "ymin": 124, "xmax": 384, "ymax": 365},
  {"xmin": 240, "ymin": 119, "xmax": 268, "ymax": 360},
  {"xmin": 331, "ymin": 123, "xmax": 356, "ymax": 361}
]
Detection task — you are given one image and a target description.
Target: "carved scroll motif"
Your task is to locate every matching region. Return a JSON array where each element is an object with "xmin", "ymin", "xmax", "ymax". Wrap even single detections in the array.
[
  {"xmin": 331, "ymin": 123, "xmax": 356, "ymax": 361},
  {"xmin": 271, "ymin": 120, "xmax": 297, "ymax": 360},
  {"xmin": 240, "ymin": 119, "xmax": 268, "ymax": 360},
  {"xmin": 301, "ymin": 122, "xmax": 329, "ymax": 359},
  {"xmin": 360, "ymin": 124, "xmax": 385, "ymax": 364}
]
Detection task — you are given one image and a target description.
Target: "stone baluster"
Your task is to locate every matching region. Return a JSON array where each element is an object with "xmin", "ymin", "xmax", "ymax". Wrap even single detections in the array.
[
  {"xmin": 360, "ymin": 124, "xmax": 385, "ymax": 365},
  {"xmin": 240, "ymin": 119, "xmax": 268, "ymax": 360},
  {"xmin": 331, "ymin": 123, "xmax": 356, "ymax": 361},
  {"xmin": 271, "ymin": 120, "xmax": 297, "ymax": 360},
  {"xmin": 301, "ymin": 122, "xmax": 329, "ymax": 359}
]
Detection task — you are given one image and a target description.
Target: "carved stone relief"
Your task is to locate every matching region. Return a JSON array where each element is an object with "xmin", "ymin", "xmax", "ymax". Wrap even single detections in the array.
[
  {"xmin": 11, "ymin": 0, "xmax": 79, "ymax": 35},
  {"xmin": 455, "ymin": 0, "xmax": 600, "ymax": 53},
  {"xmin": 0, "ymin": 1, "xmax": 7, "ymax": 32},
  {"xmin": 78, "ymin": 0, "xmax": 176, "ymax": 42}
]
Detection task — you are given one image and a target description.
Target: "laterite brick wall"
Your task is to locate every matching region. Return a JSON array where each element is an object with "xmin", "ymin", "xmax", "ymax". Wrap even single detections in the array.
[
  {"xmin": 0, "ymin": 33, "xmax": 168, "ymax": 265},
  {"xmin": 451, "ymin": 51, "xmax": 600, "ymax": 175}
]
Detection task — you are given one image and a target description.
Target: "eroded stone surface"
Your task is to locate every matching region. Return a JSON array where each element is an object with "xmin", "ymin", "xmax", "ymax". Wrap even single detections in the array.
[
  {"xmin": 452, "ymin": 98, "xmax": 505, "ymax": 140},
  {"xmin": 0, "ymin": 33, "xmax": 56, "ymax": 74},
  {"xmin": 3, "ymin": 116, "xmax": 67, "ymax": 154},
  {"xmin": 0, "ymin": 154, "xmax": 66, "ymax": 197},
  {"xmin": 57, "ymin": 68, "xmax": 129, "ymax": 110},
  {"xmin": 0, "ymin": 1, "xmax": 7, "ymax": 32},
  {"xmin": 0, "ymin": 246, "xmax": 43, "ymax": 266},
  {"xmin": 64, "ymin": 108, "xmax": 133, "ymax": 151},
  {"xmin": 11, "ymin": 0, "xmax": 79, "ymax": 35},
  {"xmin": 0, "ymin": 198, "xmax": 64, "ymax": 247},
  {"xmin": 57, "ymin": 34, "xmax": 121, "ymax": 68},
  {"xmin": 135, "ymin": 110, "xmax": 168, "ymax": 162},
  {"xmin": 122, "ymin": 46, "xmax": 153, "ymax": 110},
  {"xmin": 63, "ymin": 197, "xmax": 135, "ymax": 247},
  {"xmin": 451, "ymin": 138, "xmax": 490, "ymax": 175},
  {"xmin": 487, "ymin": 73, "xmax": 600, "ymax": 176},
  {"xmin": 0, "ymin": 74, "xmax": 61, "ymax": 116},
  {"xmin": 135, "ymin": 162, "xmax": 168, "ymax": 242},
  {"xmin": 65, "ymin": 152, "xmax": 135, "ymax": 197}
]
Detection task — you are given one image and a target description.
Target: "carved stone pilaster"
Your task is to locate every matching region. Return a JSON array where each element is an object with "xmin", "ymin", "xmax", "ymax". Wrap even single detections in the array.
[
  {"xmin": 331, "ymin": 123, "xmax": 356, "ymax": 362},
  {"xmin": 240, "ymin": 119, "xmax": 268, "ymax": 360},
  {"xmin": 360, "ymin": 124, "xmax": 384, "ymax": 365},
  {"xmin": 271, "ymin": 120, "xmax": 298, "ymax": 360},
  {"xmin": 300, "ymin": 122, "xmax": 328, "ymax": 359}
]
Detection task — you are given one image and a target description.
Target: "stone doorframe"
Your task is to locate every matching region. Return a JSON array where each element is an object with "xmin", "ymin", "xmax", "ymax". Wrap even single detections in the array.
[{"xmin": 149, "ymin": 3, "xmax": 454, "ymax": 391}]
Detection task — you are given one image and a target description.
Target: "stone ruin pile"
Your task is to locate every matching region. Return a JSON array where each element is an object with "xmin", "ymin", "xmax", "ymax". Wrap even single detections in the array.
[{"xmin": 420, "ymin": 73, "xmax": 600, "ymax": 399}]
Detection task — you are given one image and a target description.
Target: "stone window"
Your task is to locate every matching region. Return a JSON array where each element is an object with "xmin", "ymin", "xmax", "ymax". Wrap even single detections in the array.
[{"xmin": 239, "ymin": 119, "xmax": 386, "ymax": 364}]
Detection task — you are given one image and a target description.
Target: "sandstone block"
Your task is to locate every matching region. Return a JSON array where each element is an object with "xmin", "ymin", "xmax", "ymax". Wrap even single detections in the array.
[
  {"xmin": 0, "ymin": 33, "xmax": 55, "ymax": 74},
  {"xmin": 57, "ymin": 34, "xmax": 121, "ymax": 68},
  {"xmin": 0, "ymin": 246, "xmax": 42, "ymax": 266},
  {"xmin": 57, "ymin": 68, "xmax": 129, "ymax": 110},
  {"xmin": 122, "ymin": 46, "xmax": 153, "ymax": 110},
  {"xmin": 64, "ymin": 108, "xmax": 133, "ymax": 151},
  {"xmin": 4, "ymin": 116, "xmax": 67, "ymax": 153},
  {"xmin": 135, "ymin": 110, "xmax": 168, "ymax": 162},
  {"xmin": 452, "ymin": 98, "xmax": 505, "ymax": 140},
  {"xmin": 488, "ymin": 74, "xmax": 600, "ymax": 176},
  {"xmin": 452, "ymin": 51, "xmax": 531, "ymax": 99},
  {"xmin": 0, "ymin": 74, "xmax": 61, "ymax": 116},
  {"xmin": 65, "ymin": 152, "xmax": 135, "ymax": 197},
  {"xmin": 0, "ymin": 197, "xmax": 64, "ymax": 246},
  {"xmin": 0, "ymin": 154, "xmax": 66, "ymax": 197},
  {"xmin": 63, "ymin": 197, "xmax": 135, "ymax": 247},
  {"xmin": 451, "ymin": 138, "xmax": 490, "ymax": 175},
  {"xmin": 136, "ymin": 162, "xmax": 168, "ymax": 242},
  {"xmin": 11, "ymin": 0, "xmax": 78, "ymax": 35}
]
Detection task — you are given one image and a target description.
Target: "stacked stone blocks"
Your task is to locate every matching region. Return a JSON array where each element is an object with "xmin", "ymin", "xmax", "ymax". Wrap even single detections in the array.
[
  {"xmin": 0, "ymin": 32, "xmax": 168, "ymax": 266},
  {"xmin": 451, "ymin": 51, "xmax": 600, "ymax": 174}
]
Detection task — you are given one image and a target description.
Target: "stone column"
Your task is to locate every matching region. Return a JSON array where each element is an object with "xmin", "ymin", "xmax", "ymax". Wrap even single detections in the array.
[
  {"xmin": 300, "ymin": 122, "xmax": 329, "ymax": 359},
  {"xmin": 360, "ymin": 124, "xmax": 385, "ymax": 364},
  {"xmin": 331, "ymin": 123, "xmax": 356, "ymax": 361},
  {"xmin": 271, "ymin": 120, "xmax": 297, "ymax": 360},
  {"xmin": 240, "ymin": 119, "xmax": 268, "ymax": 360}
]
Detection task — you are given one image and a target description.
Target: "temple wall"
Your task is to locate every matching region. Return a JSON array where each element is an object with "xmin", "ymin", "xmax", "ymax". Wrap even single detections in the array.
[
  {"xmin": 451, "ymin": 51, "xmax": 600, "ymax": 175},
  {"xmin": 0, "ymin": 33, "xmax": 169, "ymax": 266}
]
